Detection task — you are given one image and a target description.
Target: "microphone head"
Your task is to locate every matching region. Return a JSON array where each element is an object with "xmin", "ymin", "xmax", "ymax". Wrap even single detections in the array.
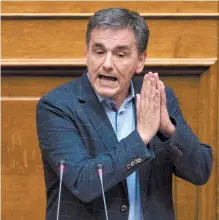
[
  {"xmin": 58, "ymin": 160, "xmax": 65, "ymax": 167},
  {"xmin": 97, "ymin": 164, "xmax": 103, "ymax": 170}
]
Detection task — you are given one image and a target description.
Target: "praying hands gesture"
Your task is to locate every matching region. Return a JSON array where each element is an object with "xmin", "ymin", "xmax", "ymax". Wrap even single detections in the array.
[{"xmin": 136, "ymin": 72, "xmax": 176, "ymax": 144}]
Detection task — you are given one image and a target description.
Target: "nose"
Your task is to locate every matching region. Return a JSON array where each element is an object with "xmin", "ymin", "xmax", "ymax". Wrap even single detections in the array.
[{"xmin": 103, "ymin": 53, "xmax": 113, "ymax": 71}]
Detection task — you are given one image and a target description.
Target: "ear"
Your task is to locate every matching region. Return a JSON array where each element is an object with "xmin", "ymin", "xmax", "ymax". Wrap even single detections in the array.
[{"xmin": 136, "ymin": 52, "xmax": 147, "ymax": 73}]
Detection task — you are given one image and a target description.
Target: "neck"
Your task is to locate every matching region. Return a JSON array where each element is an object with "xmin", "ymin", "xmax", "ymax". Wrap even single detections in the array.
[{"xmin": 113, "ymin": 88, "xmax": 130, "ymax": 110}]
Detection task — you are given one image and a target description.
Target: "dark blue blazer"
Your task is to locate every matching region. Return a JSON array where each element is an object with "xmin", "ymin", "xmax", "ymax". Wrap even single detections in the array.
[{"xmin": 36, "ymin": 73, "xmax": 212, "ymax": 220}]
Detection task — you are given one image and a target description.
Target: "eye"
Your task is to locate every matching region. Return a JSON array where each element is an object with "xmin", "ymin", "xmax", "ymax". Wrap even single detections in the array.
[
  {"xmin": 117, "ymin": 53, "xmax": 125, "ymax": 58},
  {"xmin": 94, "ymin": 50, "xmax": 104, "ymax": 55}
]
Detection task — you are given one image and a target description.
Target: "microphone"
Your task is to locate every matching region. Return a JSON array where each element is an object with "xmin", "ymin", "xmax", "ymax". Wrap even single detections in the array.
[
  {"xmin": 56, "ymin": 160, "xmax": 65, "ymax": 220},
  {"xmin": 97, "ymin": 164, "xmax": 109, "ymax": 220}
]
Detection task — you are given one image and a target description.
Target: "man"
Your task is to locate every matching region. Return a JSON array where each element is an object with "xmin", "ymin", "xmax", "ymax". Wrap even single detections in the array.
[{"xmin": 36, "ymin": 8, "xmax": 212, "ymax": 220}]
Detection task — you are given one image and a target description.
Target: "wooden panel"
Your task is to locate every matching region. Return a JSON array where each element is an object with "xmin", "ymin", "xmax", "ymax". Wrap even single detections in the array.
[
  {"xmin": 2, "ymin": 19, "xmax": 217, "ymax": 59},
  {"xmin": 1, "ymin": 76, "xmax": 75, "ymax": 220},
  {"xmin": 216, "ymin": 6, "xmax": 219, "ymax": 220},
  {"xmin": 1, "ymin": 63, "xmax": 210, "ymax": 96},
  {"xmin": 1, "ymin": 101, "xmax": 41, "ymax": 174},
  {"xmin": 1, "ymin": 77, "xmax": 74, "ymax": 97},
  {"xmin": 2, "ymin": 1, "xmax": 218, "ymax": 13},
  {"xmin": 1, "ymin": 58, "xmax": 217, "ymax": 67},
  {"xmin": 1, "ymin": 101, "xmax": 45, "ymax": 220},
  {"xmin": 1, "ymin": 71, "xmax": 210, "ymax": 220},
  {"xmin": 2, "ymin": 175, "xmax": 45, "ymax": 220},
  {"xmin": 161, "ymin": 75, "xmax": 200, "ymax": 220},
  {"xmin": 197, "ymin": 64, "xmax": 218, "ymax": 220}
]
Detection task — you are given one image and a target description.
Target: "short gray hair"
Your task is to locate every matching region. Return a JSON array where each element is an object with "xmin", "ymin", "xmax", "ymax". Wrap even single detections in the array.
[{"xmin": 86, "ymin": 8, "xmax": 150, "ymax": 54}]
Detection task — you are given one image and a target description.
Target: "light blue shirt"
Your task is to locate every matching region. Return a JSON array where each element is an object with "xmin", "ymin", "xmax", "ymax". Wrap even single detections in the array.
[{"xmin": 95, "ymin": 81, "xmax": 143, "ymax": 220}]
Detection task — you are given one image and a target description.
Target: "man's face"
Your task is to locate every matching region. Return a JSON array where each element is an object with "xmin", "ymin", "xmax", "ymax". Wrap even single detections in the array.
[{"xmin": 86, "ymin": 28, "xmax": 146, "ymax": 105}]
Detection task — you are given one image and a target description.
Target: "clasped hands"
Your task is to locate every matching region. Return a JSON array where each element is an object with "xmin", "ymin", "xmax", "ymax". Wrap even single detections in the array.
[{"xmin": 136, "ymin": 72, "xmax": 176, "ymax": 144}]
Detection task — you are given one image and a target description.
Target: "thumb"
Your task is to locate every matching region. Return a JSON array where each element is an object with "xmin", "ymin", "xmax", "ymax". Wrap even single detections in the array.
[{"xmin": 136, "ymin": 94, "xmax": 141, "ymax": 115}]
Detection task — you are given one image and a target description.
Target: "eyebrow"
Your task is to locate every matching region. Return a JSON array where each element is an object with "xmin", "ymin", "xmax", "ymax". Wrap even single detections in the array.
[
  {"xmin": 93, "ymin": 42, "xmax": 104, "ymax": 48},
  {"xmin": 115, "ymin": 45, "xmax": 130, "ymax": 51},
  {"xmin": 92, "ymin": 42, "xmax": 130, "ymax": 51}
]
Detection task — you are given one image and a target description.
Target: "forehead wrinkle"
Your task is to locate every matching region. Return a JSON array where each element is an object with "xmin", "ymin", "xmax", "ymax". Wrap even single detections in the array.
[
  {"xmin": 92, "ymin": 41, "xmax": 137, "ymax": 53},
  {"xmin": 91, "ymin": 29, "xmax": 137, "ymax": 50}
]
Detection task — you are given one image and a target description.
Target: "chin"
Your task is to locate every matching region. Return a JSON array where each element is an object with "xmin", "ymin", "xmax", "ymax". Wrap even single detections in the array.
[{"xmin": 95, "ymin": 87, "xmax": 117, "ymax": 98}]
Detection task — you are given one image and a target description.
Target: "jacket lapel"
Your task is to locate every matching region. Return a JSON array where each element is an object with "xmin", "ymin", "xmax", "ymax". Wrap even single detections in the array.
[{"xmin": 74, "ymin": 73, "xmax": 118, "ymax": 151}]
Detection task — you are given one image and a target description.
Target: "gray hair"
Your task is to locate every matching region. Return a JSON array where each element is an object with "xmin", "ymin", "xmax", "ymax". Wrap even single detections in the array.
[{"xmin": 86, "ymin": 8, "xmax": 150, "ymax": 54}]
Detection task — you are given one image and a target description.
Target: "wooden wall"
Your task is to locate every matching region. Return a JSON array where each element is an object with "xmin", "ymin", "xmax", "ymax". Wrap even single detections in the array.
[{"xmin": 1, "ymin": 1, "xmax": 219, "ymax": 220}]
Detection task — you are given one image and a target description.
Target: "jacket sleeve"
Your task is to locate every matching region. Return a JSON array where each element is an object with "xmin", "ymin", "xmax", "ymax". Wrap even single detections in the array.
[
  {"xmin": 36, "ymin": 96, "xmax": 154, "ymax": 203},
  {"xmin": 160, "ymin": 88, "xmax": 212, "ymax": 185}
]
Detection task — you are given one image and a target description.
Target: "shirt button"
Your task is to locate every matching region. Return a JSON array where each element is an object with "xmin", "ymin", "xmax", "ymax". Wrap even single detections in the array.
[{"xmin": 121, "ymin": 204, "xmax": 128, "ymax": 212}]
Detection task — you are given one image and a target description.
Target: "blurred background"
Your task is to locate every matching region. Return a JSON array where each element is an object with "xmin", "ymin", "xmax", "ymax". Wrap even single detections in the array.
[{"xmin": 1, "ymin": 1, "xmax": 219, "ymax": 220}]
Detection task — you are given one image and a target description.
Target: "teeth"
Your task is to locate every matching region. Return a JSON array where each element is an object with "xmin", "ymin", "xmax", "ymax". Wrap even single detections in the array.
[{"xmin": 99, "ymin": 75, "xmax": 117, "ymax": 81}]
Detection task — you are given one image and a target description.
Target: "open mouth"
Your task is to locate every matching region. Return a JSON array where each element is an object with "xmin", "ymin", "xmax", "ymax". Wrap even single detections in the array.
[{"xmin": 98, "ymin": 74, "xmax": 117, "ymax": 82}]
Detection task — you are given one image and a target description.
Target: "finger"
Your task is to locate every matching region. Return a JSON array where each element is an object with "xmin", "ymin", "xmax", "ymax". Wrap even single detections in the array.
[
  {"xmin": 143, "ymin": 73, "xmax": 148, "ymax": 82},
  {"xmin": 157, "ymin": 81, "xmax": 162, "ymax": 105},
  {"xmin": 141, "ymin": 74, "xmax": 151, "ymax": 100},
  {"xmin": 141, "ymin": 74, "xmax": 148, "ymax": 92},
  {"xmin": 149, "ymin": 77, "xmax": 156, "ymax": 103},
  {"xmin": 160, "ymin": 81, "xmax": 166, "ymax": 106},
  {"xmin": 136, "ymin": 93, "xmax": 141, "ymax": 115},
  {"xmin": 150, "ymin": 72, "xmax": 160, "ymax": 91},
  {"xmin": 147, "ymin": 72, "xmax": 154, "ymax": 82},
  {"xmin": 148, "ymin": 71, "xmax": 153, "ymax": 77},
  {"xmin": 154, "ymin": 89, "xmax": 161, "ymax": 110},
  {"xmin": 140, "ymin": 74, "xmax": 147, "ymax": 98},
  {"xmin": 153, "ymin": 72, "xmax": 159, "ymax": 81},
  {"xmin": 156, "ymin": 78, "xmax": 161, "ymax": 92}
]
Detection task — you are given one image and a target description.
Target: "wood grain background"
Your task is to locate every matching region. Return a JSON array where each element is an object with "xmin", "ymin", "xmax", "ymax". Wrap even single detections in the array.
[{"xmin": 1, "ymin": 1, "xmax": 219, "ymax": 220}]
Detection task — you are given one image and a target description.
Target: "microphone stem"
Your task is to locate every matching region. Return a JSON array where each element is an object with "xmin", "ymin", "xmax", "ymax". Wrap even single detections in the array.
[
  {"xmin": 56, "ymin": 161, "xmax": 64, "ymax": 220},
  {"xmin": 99, "ymin": 169, "xmax": 109, "ymax": 220}
]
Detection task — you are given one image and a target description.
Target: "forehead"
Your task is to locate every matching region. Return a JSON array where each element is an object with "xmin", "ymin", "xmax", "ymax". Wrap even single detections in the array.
[{"xmin": 89, "ymin": 28, "xmax": 137, "ymax": 48}]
